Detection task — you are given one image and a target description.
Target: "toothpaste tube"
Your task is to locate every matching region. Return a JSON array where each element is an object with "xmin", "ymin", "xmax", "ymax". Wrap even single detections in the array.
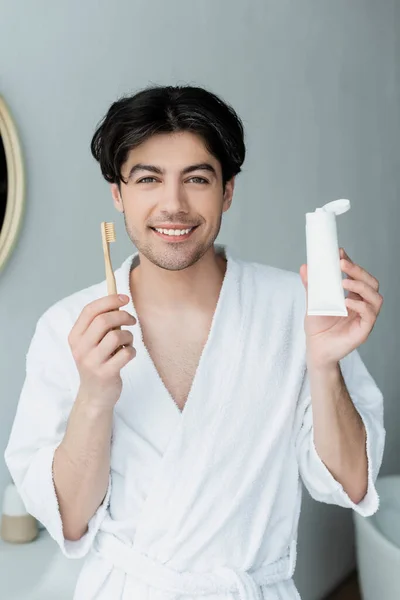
[{"xmin": 305, "ymin": 199, "xmax": 351, "ymax": 316}]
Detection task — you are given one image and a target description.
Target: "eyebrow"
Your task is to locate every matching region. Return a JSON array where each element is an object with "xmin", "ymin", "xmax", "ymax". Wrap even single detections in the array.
[
  {"xmin": 182, "ymin": 163, "xmax": 217, "ymax": 176},
  {"xmin": 127, "ymin": 162, "xmax": 217, "ymax": 179}
]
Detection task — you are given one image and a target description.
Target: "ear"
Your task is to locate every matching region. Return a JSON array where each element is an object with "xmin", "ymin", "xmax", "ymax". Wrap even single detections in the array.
[
  {"xmin": 222, "ymin": 177, "xmax": 235, "ymax": 213},
  {"xmin": 111, "ymin": 183, "xmax": 124, "ymax": 213}
]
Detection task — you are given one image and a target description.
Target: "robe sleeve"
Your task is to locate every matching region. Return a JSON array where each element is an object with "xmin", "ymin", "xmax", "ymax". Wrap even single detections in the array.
[
  {"xmin": 294, "ymin": 349, "xmax": 385, "ymax": 517},
  {"xmin": 4, "ymin": 310, "xmax": 112, "ymax": 559}
]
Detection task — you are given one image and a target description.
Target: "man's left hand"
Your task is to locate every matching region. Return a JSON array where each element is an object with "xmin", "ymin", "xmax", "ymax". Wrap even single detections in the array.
[{"xmin": 300, "ymin": 248, "xmax": 383, "ymax": 369}]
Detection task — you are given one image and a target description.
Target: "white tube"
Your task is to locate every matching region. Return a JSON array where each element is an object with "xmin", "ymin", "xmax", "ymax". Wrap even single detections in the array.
[{"xmin": 305, "ymin": 199, "xmax": 351, "ymax": 316}]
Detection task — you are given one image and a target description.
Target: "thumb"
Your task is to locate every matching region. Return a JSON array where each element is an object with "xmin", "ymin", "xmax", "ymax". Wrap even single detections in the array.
[
  {"xmin": 299, "ymin": 264, "xmax": 308, "ymax": 289},
  {"xmin": 300, "ymin": 264, "xmax": 309, "ymax": 315}
]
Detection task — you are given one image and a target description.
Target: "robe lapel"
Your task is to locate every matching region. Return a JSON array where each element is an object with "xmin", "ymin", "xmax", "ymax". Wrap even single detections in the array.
[{"xmin": 127, "ymin": 248, "xmax": 247, "ymax": 556}]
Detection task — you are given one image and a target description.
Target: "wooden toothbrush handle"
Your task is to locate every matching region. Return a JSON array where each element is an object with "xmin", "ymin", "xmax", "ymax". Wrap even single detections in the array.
[
  {"xmin": 104, "ymin": 253, "xmax": 117, "ymax": 296},
  {"xmin": 102, "ymin": 241, "xmax": 121, "ymax": 333}
]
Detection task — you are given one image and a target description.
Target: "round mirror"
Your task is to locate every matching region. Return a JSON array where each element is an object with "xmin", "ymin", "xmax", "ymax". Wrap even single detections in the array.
[{"xmin": 0, "ymin": 96, "xmax": 25, "ymax": 273}]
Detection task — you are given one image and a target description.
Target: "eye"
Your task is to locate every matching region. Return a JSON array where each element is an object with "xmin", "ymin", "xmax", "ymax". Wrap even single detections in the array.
[
  {"xmin": 137, "ymin": 177, "xmax": 158, "ymax": 184},
  {"xmin": 187, "ymin": 177, "xmax": 209, "ymax": 184}
]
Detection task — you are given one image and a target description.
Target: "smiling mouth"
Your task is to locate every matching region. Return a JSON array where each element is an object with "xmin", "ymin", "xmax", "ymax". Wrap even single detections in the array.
[{"xmin": 150, "ymin": 225, "xmax": 199, "ymax": 240}]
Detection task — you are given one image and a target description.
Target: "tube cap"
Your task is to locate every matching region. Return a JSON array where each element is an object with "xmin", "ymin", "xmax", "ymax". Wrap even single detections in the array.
[{"xmin": 319, "ymin": 199, "xmax": 351, "ymax": 215}]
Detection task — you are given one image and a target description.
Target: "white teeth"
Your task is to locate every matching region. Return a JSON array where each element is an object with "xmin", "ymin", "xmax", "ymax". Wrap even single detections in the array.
[{"xmin": 155, "ymin": 228, "xmax": 192, "ymax": 236}]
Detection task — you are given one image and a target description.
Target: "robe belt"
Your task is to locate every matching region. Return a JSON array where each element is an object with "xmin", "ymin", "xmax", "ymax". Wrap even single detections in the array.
[{"xmin": 94, "ymin": 531, "xmax": 296, "ymax": 599}]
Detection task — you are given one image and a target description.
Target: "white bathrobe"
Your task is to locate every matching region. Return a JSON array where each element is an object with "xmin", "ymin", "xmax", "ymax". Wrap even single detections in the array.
[{"xmin": 5, "ymin": 245, "xmax": 385, "ymax": 600}]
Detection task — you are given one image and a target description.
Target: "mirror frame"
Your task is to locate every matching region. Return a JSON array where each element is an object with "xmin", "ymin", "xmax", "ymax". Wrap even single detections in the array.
[{"xmin": 0, "ymin": 96, "xmax": 25, "ymax": 273}]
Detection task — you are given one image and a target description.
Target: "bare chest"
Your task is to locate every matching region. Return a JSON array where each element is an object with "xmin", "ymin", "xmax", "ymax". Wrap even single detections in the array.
[{"xmin": 139, "ymin": 317, "xmax": 210, "ymax": 412}]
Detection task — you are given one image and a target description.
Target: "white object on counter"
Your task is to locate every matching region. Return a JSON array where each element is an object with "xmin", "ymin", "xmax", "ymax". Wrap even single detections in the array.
[
  {"xmin": 305, "ymin": 198, "xmax": 351, "ymax": 316},
  {"xmin": 1, "ymin": 483, "xmax": 38, "ymax": 543},
  {"xmin": 2, "ymin": 480, "xmax": 45, "ymax": 530},
  {"xmin": 2, "ymin": 483, "xmax": 29, "ymax": 517}
]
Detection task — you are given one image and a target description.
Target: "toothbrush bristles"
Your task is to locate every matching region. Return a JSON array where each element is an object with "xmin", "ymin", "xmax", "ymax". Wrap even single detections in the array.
[{"xmin": 104, "ymin": 222, "xmax": 116, "ymax": 243}]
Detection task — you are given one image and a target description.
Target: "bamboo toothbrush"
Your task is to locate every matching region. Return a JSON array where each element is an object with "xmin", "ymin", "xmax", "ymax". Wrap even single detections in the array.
[
  {"xmin": 100, "ymin": 221, "xmax": 121, "ymax": 334},
  {"xmin": 101, "ymin": 221, "xmax": 118, "ymax": 295}
]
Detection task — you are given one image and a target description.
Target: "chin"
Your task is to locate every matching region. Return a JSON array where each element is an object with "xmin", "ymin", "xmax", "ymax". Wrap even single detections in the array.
[
  {"xmin": 139, "ymin": 240, "xmax": 214, "ymax": 272},
  {"xmin": 151, "ymin": 249, "xmax": 206, "ymax": 271}
]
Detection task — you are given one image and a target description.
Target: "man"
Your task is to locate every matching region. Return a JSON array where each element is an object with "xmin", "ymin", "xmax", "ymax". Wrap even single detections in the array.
[{"xmin": 5, "ymin": 85, "xmax": 385, "ymax": 600}]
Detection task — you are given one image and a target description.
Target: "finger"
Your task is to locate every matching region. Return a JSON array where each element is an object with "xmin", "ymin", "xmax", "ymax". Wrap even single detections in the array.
[
  {"xmin": 340, "ymin": 258, "xmax": 380, "ymax": 291},
  {"xmin": 339, "ymin": 247, "xmax": 354, "ymax": 263},
  {"xmin": 104, "ymin": 344, "xmax": 137, "ymax": 373},
  {"xmin": 345, "ymin": 297, "xmax": 377, "ymax": 335},
  {"xmin": 342, "ymin": 279, "xmax": 383, "ymax": 314},
  {"xmin": 73, "ymin": 310, "xmax": 136, "ymax": 359},
  {"xmin": 88, "ymin": 310, "xmax": 136, "ymax": 346},
  {"xmin": 70, "ymin": 295, "xmax": 131, "ymax": 341},
  {"xmin": 96, "ymin": 329, "xmax": 134, "ymax": 362},
  {"xmin": 299, "ymin": 264, "xmax": 308, "ymax": 288}
]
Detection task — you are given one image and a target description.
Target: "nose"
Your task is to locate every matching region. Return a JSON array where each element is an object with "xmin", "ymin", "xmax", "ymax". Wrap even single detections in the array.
[{"xmin": 157, "ymin": 180, "xmax": 189, "ymax": 214}]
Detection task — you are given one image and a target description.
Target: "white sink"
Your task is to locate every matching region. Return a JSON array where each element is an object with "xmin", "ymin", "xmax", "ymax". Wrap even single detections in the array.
[
  {"xmin": 354, "ymin": 475, "xmax": 400, "ymax": 600},
  {"xmin": 0, "ymin": 529, "xmax": 84, "ymax": 599}
]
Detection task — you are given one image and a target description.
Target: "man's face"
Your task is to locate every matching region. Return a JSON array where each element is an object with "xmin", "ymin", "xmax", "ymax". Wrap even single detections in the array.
[{"xmin": 111, "ymin": 131, "xmax": 234, "ymax": 271}]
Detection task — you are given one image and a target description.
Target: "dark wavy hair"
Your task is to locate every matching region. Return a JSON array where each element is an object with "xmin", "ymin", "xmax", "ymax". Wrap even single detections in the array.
[{"xmin": 90, "ymin": 85, "xmax": 246, "ymax": 188}]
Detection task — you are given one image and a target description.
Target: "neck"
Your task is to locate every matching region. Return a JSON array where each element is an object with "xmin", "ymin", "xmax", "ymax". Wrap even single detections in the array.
[{"xmin": 130, "ymin": 246, "xmax": 227, "ymax": 315}]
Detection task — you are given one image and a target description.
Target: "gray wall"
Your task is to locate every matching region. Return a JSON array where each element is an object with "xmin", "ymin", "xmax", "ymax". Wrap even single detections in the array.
[{"xmin": 0, "ymin": 1, "xmax": 399, "ymax": 598}]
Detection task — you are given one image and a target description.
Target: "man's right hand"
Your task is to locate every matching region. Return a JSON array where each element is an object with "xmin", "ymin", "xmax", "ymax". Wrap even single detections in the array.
[{"xmin": 68, "ymin": 294, "xmax": 137, "ymax": 408}]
